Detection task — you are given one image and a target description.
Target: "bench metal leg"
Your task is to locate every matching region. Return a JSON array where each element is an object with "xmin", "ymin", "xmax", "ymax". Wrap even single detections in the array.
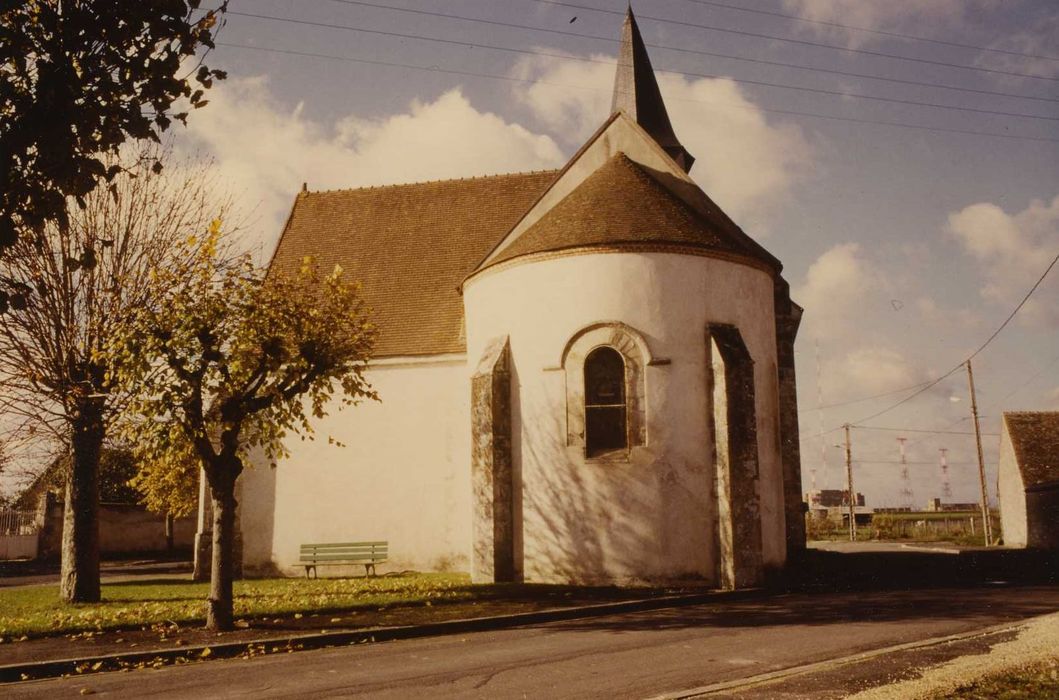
[
  {"xmin": 365, "ymin": 563, "xmax": 376, "ymax": 578},
  {"xmin": 305, "ymin": 565, "xmax": 317, "ymax": 579}
]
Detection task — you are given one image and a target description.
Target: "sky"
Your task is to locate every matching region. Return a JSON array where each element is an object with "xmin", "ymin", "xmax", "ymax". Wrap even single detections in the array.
[{"xmin": 161, "ymin": 0, "xmax": 1057, "ymax": 508}]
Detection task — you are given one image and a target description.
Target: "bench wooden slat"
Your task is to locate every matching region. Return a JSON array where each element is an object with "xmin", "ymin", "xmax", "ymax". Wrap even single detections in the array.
[
  {"xmin": 299, "ymin": 540, "xmax": 389, "ymax": 579},
  {"xmin": 301, "ymin": 541, "xmax": 387, "ymax": 548},
  {"xmin": 299, "ymin": 554, "xmax": 386, "ymax": 562}
]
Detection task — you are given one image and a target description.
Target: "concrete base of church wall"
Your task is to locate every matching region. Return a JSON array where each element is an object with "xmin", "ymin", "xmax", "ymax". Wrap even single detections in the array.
[
  {"xmin": 465, "ymin": 251, "xmax": 786, "ymax": 585},
  {"xmin": 239, "ymin": 358, "xmax": 473, "ymax": 575}
]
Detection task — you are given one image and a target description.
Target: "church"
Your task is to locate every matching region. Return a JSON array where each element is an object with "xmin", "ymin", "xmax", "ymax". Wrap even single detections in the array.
[{"xmin": 231, "ymin": 9, "xmax": 806, "ymax": 588}]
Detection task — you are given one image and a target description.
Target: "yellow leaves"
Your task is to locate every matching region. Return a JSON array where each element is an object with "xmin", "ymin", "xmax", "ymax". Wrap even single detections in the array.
[{"xmin": 199, "ymin": 647, "xmax": 212, "ymax": 658}]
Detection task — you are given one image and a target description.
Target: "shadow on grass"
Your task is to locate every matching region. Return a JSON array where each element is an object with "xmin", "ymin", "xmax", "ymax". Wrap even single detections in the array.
[{"xmin": 103, "ymin": 578, "xmax": 203, "ymax": 589}]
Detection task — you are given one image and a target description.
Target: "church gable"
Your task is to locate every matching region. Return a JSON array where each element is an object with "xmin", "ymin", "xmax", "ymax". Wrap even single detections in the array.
[
  {"xmin": 268, "ymin": 171, "xmax": 557, "ymax": 357},
  {"xmin": 473, "ymin": 114, "xmax": 782, "ymax": 276},
  {"xmin": 483, "ymin": 153, "xmax": 769, "ymax": 270}
]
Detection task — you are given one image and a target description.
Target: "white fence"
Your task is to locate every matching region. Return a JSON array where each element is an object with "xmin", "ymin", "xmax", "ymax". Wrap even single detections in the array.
[
  {"xmin": 0, "ymin": 510, "xmax": 37, "ymax": 536},
  {"xmin": 0, "ymin": 510, "xmax": 39, "ymax": 560}
]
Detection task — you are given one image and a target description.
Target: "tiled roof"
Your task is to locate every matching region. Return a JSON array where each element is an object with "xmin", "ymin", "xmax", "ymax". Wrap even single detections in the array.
[
  {"xmin": 1004, "ymin": 411, "xmax": 1059, "ymax": 488},
  {"xmin": 480, "ymin": 153, "xmax": 778, "ymax": 271},
  {"xmin": 268, "ymin": 171, "xmax": 558, "ymax": 357}
]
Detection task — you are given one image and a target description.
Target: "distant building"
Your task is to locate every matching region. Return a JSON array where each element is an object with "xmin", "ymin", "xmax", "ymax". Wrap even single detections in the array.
[
  {"xmin": 998, "ymin": 412, "xmax": 1059, "ymax": 550},
  {"xmin": 924, "ymin": 498, "xmax": 980, "ymax": 513},
  {"xmin": 805, "ymin": 489, "xmax": 872, "ymax": 525},
  {"xmin": 806, "ymin": 489, "xmax": 865, "ymax": 508}
]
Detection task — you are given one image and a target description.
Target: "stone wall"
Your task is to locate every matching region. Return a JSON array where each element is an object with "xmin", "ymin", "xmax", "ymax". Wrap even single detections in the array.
[
  {"xmin": 38, "ymin": 498, "xmax": 194, "ymax": 559},
  {"xmin": 1025, "ymin": 486, "xmax": 1059, "ymax": 550},
  {"xmin": 707, "ymin": 323, "xmax": 763, "ymax": 589},
  {"xmin": 774, "ymin": 283, "xmax": 806, "ymax": 558},
  {"xmin": 471, "ymin": 336, "xmax": 515, "ymax": 583}
]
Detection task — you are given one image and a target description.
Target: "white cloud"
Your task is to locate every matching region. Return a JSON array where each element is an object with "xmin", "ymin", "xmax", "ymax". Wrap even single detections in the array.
[
  {"xmin": 780, "ymin": 0, "xmax": 990, "ymax": 49},
  {"xmin": 509, "ymin": 53, "xmax": 812, "ymax": 229},
  {"xmin": 794, "ymin": 242, "xmax": 880, "ymax": 321},
  {"xmin": 825, "ymin": 347, "xmax": 921, "ymax": 397},
  {"xmin": 946, "ymin": 195, "xmax": 1059, "ymax": 326},
  {"xmin": 176, "ymin": 77, "xmax": 565, "ymax": 255}
]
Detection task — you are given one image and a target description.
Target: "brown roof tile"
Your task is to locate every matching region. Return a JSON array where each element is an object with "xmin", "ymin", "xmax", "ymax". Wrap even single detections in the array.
[
  {"xmin": 269, "ymin": 171, "xmax": 558, "ymax": 357},
  {"xmin": 481, "ymin": 153, "xmax": 775, "ymax": 271},
  {"xmin": 1004, "ymin": 411, "xmax": 1059, "ymax": 488}
]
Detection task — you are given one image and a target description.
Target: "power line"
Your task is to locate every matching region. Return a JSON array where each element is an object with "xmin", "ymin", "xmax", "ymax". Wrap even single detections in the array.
[
  {"xmin": 326, "ymin": 0, "xmax": 1059, "ymax": 105},
  {"xmin": 804, "ymin": 246, "xmax": 1059, "ymax": 438},
  {"xmin": 849, "ymin": 247, "xmax": 1059, "ymax": 427},
  {"xmin": 530, "ymin": 0, "xmax": 1059, "ymax": 83},
  {"xmin": 681, "ymin": 0, "xmax": 1059, "ymax": 63},
  {"xmin": 227, "ymin": 11, "xmax": 1059, "ymax": 123},
  {"xmin": 855, "ymin": 460, "xmax": 979, "ymax": 466},
  {"xmin": 965, "ymin": 251, "xmax": 1059, "ymax": 364},
  {"xmin": 852, "ymin": 426, "xmax": 1000, "ymax": 437},
  {"xmin": 799, "ymin": 380, "xmax": 934, "ymax": 413},
  {"xmin": 988, "ymin": 350, "xmax": 1059, "ymax": 408},
  {"xmin": 217, "ymin": 42, "xmax": 1059, "ymax": 145}
]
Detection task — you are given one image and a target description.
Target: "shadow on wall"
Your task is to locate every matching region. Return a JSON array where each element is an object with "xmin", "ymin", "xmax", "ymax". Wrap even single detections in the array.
[{"xmin": 518, "ymin": 382, "xmax": 712, "ymax": 586}]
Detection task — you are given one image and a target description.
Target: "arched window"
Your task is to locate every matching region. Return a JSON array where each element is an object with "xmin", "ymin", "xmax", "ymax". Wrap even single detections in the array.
[{"xmin": 584, "ymin": 347, "xmax": 627, "ymax": 457}]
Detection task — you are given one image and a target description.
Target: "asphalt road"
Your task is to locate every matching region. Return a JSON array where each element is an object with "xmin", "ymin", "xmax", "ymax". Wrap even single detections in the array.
[{"xmin": 9, "ymin": 584, "xmax": 1059, "ymax": 699}]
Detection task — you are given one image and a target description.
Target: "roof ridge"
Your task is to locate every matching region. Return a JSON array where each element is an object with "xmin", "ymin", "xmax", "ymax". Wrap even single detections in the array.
[
  {"xmin": 302, "ymin": 169, "xmax": 562, "ymax": 196},
  {"xmin": 469, "ymin": 150, "xmax": 778, "ymax": 277}
]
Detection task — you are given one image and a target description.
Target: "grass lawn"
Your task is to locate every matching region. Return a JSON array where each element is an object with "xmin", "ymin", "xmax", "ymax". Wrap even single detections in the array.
[
  {"xmin": 0, "ymin": 573, "xmax": 688, "ymax": 641},
  {"xmin": 0, "ymin": 573, "xmax": 479, "ymax": 639},
  {"xmin": 938, "ymin": 659, "xmax": 1059, "ymax": 699}
]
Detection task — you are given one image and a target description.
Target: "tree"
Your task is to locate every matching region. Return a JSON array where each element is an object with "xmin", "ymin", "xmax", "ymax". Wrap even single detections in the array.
[
  {"xmin": 0, "ymin": 150, "xmax": 232, "ymax": 602},
  {"xmin": 23, "ymin": 448, "xmax": 141, "ymax": 506},
  {"xmin": 111, "ymin": 228, "xmax": 376, "ymax": 630},
  {"xmin": 130, "ymin": 442, "xmax": 200, "ymax": 519},
  {"xmin": 0, "ymin": 0, "xmax": 226, "ymax": 281}
]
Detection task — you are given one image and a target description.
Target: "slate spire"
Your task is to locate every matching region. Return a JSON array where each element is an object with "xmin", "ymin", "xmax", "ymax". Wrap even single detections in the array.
[{"xmin": 611, "ymin": 6, "xmax": 695, "ymax": 172}]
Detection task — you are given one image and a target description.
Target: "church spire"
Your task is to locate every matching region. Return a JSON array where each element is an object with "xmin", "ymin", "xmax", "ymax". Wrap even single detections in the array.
[{"xmin": 611, "ymin": 6, "xmax": 695, "ymax": 172}]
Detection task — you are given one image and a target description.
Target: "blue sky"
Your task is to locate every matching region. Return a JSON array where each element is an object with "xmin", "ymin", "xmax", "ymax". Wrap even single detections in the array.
[{"xmin": 169, "ymin": 0, "xmax": 1059, "ymax": 508}]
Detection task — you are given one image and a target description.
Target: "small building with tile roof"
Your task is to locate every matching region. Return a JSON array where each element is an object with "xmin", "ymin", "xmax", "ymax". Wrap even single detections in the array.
[
  {"xmin": 234, "ymin": 8, "xmax": 806, "ymax": 587},
  {"xmin": 998, "ymin": 411, "xmax": 1059, "ymax": 550}
]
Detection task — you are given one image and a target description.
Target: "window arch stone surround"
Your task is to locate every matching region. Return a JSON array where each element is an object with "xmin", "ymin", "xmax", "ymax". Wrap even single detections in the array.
[{"xmin": 558, "ymin": 322, "xmax": 658, "ymax": 454}]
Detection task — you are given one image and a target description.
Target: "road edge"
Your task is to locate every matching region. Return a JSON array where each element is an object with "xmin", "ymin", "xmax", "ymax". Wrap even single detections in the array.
[{"xmin": 0, "ymin": 588, "xmax": 764, "ymax": 683}]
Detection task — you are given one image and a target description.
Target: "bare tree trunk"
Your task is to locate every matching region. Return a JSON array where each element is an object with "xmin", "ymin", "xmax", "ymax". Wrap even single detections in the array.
[
  {"xmin": 205, "ymin": 465, "xmax": 238, "ymax": 631},
  {"xmin": 60, "ymin": 400, "xmax": 104, "ymax": 603},
  {"xmin": 164, "ymin": 512, "xmax": 174, "ymax": 551}
]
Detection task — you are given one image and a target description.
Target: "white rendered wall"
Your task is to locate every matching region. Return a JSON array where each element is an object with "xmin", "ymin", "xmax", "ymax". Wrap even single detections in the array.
[
  {"xmin": 240, "ymin": 357, "xmax": 472, "ymax": 574},
  {"xmin": 997, "ymin": 428, "xmax": 1028, "ymax": 547},
  {"xmin": 464, "ymin": 252, "xmax": 784, "ymax": 584}
]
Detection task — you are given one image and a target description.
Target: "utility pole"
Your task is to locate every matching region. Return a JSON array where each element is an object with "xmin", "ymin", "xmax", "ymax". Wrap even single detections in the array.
[
  {"xmin": 897, "ymin": 436, "xmax": 913, "ymax": 509},
  {"xmin": 844, "ymin": 424, "xmax": 856, "ymax": 541},
  {"xmin": 965, "ymin": 360, "xmax": 992, "ymax": 546}
]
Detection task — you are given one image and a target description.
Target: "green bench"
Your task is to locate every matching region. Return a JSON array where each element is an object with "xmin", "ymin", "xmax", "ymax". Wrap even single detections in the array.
[{"xmin": 299, "ymin": 541, "xmax": 388, "ymax": 579}]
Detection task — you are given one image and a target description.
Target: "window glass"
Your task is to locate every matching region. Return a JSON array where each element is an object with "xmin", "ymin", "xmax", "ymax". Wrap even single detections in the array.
[{"xmin": 585, "ymin": 347, "xmax": 627, "ymax": 456}]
